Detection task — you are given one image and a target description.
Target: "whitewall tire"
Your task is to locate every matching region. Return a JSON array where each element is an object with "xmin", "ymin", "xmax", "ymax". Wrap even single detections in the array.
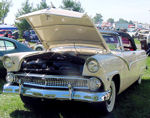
[{"xmin": 102, "ymin": 81, "xmax": 116, "ymax": 113}]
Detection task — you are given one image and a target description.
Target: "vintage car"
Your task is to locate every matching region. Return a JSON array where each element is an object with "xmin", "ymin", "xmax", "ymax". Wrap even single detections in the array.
[
  {"xmin": 0, "ymin": 37, "xmax": 33, "ymax": 78},
  {"xmin": 0, "ymin": 30, "xmax": 14, "ymax": 38},
  {"xmin": 138, "ymin": 29, "xmax": 150, "ymax": 40},
  {"xmin": 3, "ymin": 8, "xmax": 147, "ymax": 113},
  {"xmin": 33, "ymin": 42, "xmax": 44, "ymax": 51}
]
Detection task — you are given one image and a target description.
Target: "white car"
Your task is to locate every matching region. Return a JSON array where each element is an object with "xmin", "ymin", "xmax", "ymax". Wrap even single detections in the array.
[
  {"xmin": 34, "ymin": 43, "xmax": 44, "ymax": 51},
  {"xmin": 3, "ymin": 8, "xmax": 147, "ymax": 113}
]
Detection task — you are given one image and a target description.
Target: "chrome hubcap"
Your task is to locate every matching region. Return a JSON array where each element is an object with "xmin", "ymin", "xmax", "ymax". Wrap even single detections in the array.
[{"xmin": 106, "ymin": 82, "xmax": 116, "ymax": 112}]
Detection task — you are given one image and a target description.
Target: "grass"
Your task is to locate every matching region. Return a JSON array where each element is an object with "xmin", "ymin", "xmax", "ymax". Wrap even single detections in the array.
[
  {"xmin": 134, "ymin": 38, "xmax": 141, "ymax": 45},
  {"xmin": 0, "ymin": 54, "xmax": 150, "ymax": 117},
  {"xmin": 16, "ymin": 39, "xmax": 24, "ymax": 42}
]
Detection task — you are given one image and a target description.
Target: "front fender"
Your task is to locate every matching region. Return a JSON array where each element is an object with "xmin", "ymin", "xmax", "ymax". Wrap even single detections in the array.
[{"xmin": 82, "ymin": 54, "xmax": 122, "ymax": 91}]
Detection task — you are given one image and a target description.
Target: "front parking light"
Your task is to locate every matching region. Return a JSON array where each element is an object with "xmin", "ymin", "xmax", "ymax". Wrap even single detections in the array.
[
  {"xmin": 88, "ymin": 77, "xmax": 101, "ymax": 91},
  {"xmin": 6, "ymin": 73, "xmax": 15, "ymax": 83}
]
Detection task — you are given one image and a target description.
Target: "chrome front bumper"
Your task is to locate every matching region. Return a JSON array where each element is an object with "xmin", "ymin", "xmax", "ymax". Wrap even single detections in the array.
[{"xmin": 3, "ymin": 83, "xmax": 110, "ymax": 102}]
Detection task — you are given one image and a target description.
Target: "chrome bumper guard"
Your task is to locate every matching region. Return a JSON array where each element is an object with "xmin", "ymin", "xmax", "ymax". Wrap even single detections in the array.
[{"xmin": 3, "ymin": 83, "xmax": 110, "ymax": 102}]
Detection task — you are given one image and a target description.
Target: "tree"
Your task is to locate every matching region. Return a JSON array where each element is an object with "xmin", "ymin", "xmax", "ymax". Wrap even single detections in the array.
[
  {"xmin": 117, "ymin": 18, "xmax": 128, "ymax": 24},
  {"xmin": 129, "ymin": 20, "xmax": 134, "ymax": 25},
  {"xmin": 34, "ymin": 0, "xmax": 49, "ymax": 11},
  {"xmin": 15, "ymin": 0, "xmax": 33, "ymax": 38},
  {"xmin": 0, "ymin": 0, "xmax": 11, "ymax": 24},
  {"xmin": 60, "ymin": 0, "xmax": 84, "ymax": 13},
  {"xmin": 93, "ymin": 13, "xmax": 103, "ymax": 24},
  {"xmin": 107, "ymin": 18, "xmax": 114, "ymax": 24}
]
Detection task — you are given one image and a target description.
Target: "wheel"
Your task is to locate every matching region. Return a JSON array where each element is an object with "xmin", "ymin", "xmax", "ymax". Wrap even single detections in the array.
[
  {"xmin": 135, "ymin": 76, "xmax": 142, "ymax": 85},
  {"xmin": 146, "ymin": 48, "xmax": 150, "ymax": 56},
  {"xmin": 35, "ymin": 47, "xmax": 43, "ymax": 51},
  {"xmin": 101, "ymin": 81, "xmax": 116, "ymax": 113},
  {"xmin": 137, "ymin": 77, "xmax": 142, "ymax": 84}
]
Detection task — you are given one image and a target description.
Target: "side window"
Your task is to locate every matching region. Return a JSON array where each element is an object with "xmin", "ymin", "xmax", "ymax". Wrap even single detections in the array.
[
  {"xmin": 103, "ymin": 34, "xmax": 121, "ymax": 50},
  {"xmin": 5, "ymin": 41, "xmax": 15, "ymax": 51},
  {"xmin": 0, "ymin": 40, "xmax": 6, "ymax": 51},
  {"xmin": 121, "ymin": 36, "xmax": 133, "ymax": 51}
]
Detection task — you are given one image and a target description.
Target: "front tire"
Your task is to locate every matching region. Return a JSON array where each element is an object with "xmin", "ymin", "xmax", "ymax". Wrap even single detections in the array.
[
  {"xmin": 135, "ymin": 76, "xmax": 142, "ymax": 85},
  {"xmin": 101, "ymin": 81, "xmax": 116, "ymax": 113},
  {"xmin": 35, "ymin": 46, "xmax": 44, "ymax": 51}
]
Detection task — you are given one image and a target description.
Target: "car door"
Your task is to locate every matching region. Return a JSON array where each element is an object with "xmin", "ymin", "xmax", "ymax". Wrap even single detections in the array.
[{"xmin": 121, "ymin": 35, "xmax": 139, "ymax": 84}]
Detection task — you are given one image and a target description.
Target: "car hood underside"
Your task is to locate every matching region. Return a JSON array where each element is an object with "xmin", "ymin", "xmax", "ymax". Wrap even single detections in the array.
[{"xmin": 17, "ymin": 8, "xmax": 109, "ymax": 52}]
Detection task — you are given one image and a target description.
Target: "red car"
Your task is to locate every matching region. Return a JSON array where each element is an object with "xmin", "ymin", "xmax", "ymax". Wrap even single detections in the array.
[{"xmin": 0, "ymin": 30, "xmax": 14, "ymax": 38}]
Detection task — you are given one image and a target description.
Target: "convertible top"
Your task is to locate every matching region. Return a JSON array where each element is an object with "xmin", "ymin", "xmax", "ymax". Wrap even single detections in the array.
[{"xmin": 116, "ymin": 31, "xmax": 137, "ymax": 50}]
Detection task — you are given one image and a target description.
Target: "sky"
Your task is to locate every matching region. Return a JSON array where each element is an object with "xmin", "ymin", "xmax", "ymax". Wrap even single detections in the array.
[{"xmin": 4, "ymin": 0, "xmax": 150, "ymax": 25}]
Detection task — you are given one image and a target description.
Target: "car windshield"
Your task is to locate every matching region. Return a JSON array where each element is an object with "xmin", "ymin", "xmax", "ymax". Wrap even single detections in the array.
[{"xmin": 102, "ymin": 34, "xmax": 121, "ymax": 50}]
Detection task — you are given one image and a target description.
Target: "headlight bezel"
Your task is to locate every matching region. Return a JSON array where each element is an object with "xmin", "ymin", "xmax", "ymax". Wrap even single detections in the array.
[
  {"xmin": 86, "ymin": 58, "xmax": 100, "ymax": 73},
  {"xmin": 3, "ymin": 56, "xmax": 13, "ymax": 68}
]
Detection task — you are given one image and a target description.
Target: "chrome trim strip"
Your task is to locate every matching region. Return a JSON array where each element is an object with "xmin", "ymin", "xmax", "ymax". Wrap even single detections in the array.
[
  {"xmin": 15, "ymin": 73, "xmax": 88, "ymax": 80},
  {"xmin": 14, "ymin": 73, "xmax": 89, "ymax": 89},
  {"xmin": 3, "ymin": 84, "xmax": 110, "ymax": 102},
  {"xmin": 23, "ymin": 83, "xmax": 89, "ymax": 89},
  {"xmin": 129, "ymin": 56, "xmax": 147, "ymax": 69}
]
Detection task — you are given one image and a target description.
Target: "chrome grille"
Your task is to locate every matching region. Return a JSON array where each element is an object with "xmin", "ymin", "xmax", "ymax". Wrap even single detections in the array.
[{"xmin": 15, "ymin": 74, "xmax": 89, "ymax": 89}]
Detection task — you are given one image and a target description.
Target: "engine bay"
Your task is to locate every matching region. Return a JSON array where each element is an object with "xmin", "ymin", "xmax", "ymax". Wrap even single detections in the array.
[{"xmin": 20, "ymin": 52, "xmax": 91, "ymax": 76}]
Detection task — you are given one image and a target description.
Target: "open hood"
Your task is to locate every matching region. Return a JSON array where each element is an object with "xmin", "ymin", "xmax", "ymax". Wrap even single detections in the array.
[{"xmin": 17, "ymin": 8, "xmax": 109, "ymax": 52}]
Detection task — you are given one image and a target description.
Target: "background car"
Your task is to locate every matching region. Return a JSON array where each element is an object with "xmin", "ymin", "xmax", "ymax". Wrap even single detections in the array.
[
  {"xmin": 12, "ymin": 30, "xmax": 19, "ymax": 39},
  {"xmin": 0, "ymin": 37, "xmax": 33, "ymax": 78},
  {"xmin": 0, "ymin": 30, "xmax": 14, "ymax": 38},
  {"xmin": 34, "ymin": 43, "xmax": 44, "ymax": 51},
  {"xmin": 138, "ymin": 29, "xmax": 150, "ymax": 40},
  {"xmin": 29, "ymin": 30, "xmax": 39, "ymax": 43},
  {"xmin": 30, "ymin": 41, "xmax": 45, "ymax": 51},
  {"xmin": 23, "ymin": 30, "xmax": 39, "ymax": 43}
]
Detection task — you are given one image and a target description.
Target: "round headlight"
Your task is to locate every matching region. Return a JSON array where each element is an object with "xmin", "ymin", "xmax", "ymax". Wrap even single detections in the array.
[
  {"xmin": 6, "ymin": 73, "xmax": 15, "ymax": 83},
  {"xmin": 88, "ymin": 77, "xmax": 101, "ymax": 91},
  {"xmin": 3, "ymin": 57, "xmax": 13, "ymax": 68},
  {"xmin": 87, "ymin": 59, "xmax": 99, "ymax": 73}
]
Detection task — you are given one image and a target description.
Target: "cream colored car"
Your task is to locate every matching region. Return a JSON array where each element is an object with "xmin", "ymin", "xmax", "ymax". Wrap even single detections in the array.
[{"xmin": 3, "ymin": 8, "xmax": 147, "ymax": 113}]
